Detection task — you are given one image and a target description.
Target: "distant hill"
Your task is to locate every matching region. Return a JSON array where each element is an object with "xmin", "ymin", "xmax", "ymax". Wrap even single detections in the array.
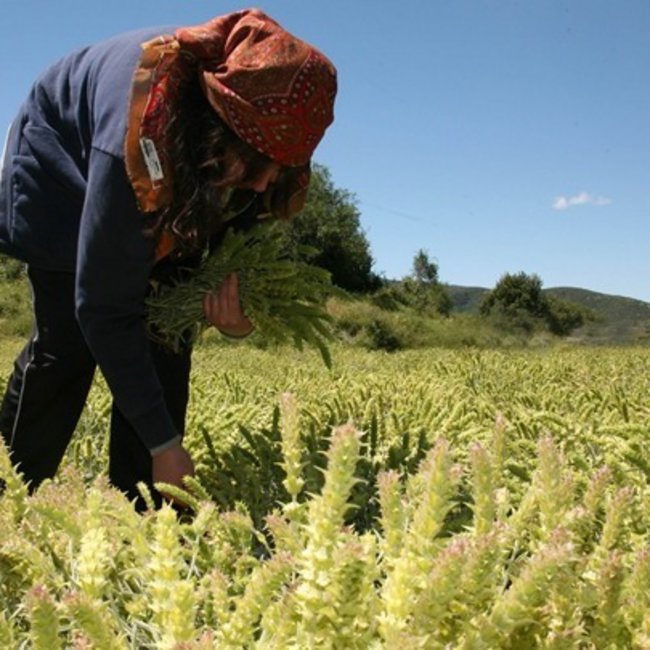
[
  {"xmin": 546, "ymin": 287, "xmax": 650, "ymax": 344},
  {"xmin": 445, "ymin": 286, "xmax": 487, "ymax": 314},
  {"xmin": 446, "ymin": 284, "xmax": 650, "ymax": 344}
]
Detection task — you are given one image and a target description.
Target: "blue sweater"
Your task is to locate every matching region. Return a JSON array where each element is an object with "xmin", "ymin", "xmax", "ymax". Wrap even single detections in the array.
[{"xmin": 0, "ymin": 27, "xmax": 184, "ymax": 452}]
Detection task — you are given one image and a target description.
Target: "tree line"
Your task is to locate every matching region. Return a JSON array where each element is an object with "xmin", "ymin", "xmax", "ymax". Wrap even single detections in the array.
[{"xmin": 293, "ymin": 164, "xmax": 592, "ymax": 337}]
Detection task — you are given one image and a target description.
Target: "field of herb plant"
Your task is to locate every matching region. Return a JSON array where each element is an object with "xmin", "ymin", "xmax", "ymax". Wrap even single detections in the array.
[{"xmin": 1, "ymin": 344, "xmax": 650, "ymax": 648}]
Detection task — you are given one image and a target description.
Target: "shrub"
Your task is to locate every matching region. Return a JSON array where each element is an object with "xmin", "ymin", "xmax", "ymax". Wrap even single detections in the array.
[
  {"xmin": 365, "ymin": 318, "xmax": 403, "ymax": 352},
  {"xmin": 481, "ymin": 272, "xmax": 591, "ymax": 338},
  {"xmin": 545, "ymin": 295, "xmax": 593, "ymax": 336}
]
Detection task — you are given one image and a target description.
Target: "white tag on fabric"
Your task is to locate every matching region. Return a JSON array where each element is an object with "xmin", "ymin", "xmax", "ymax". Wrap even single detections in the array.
[{"xmin": 139, "ymin": 137, "xmax": 164, "ymax": 183}]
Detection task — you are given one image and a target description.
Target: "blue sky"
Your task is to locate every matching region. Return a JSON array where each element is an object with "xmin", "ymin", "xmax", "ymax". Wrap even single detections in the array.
[{"xmin": 1, "ymin": 0, "xmax": 648, "ymax": 301}]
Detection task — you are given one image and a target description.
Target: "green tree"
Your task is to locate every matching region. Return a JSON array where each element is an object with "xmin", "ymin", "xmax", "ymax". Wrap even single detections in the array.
[
  {"xmin": 288, "ymin": 164, "xmax": 380, "ymax": 293},
  {"xmin": 407, "ymin": 250, "xmax": 451, "ymax": 316},
  {"xmin": 480, "ymin": 272, "xmax": 547, "ymax": 322},
  {"xmin": 480, "ymin": 272, "xmax": 590, "ymax": 336},
  {"xmin": 412, "ymin": 249, "xmax": 439, "ymax": 284}
]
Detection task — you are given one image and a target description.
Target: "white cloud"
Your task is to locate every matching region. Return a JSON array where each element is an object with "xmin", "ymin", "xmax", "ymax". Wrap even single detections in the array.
[{"xmin": 552, "ymin": 192, "xmax": 612, "ymax": 211}]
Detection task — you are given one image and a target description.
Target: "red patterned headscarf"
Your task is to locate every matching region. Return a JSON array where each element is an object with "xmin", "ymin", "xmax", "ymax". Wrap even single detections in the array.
[{"xmin": 125, "ymin": 9, "xmax": 337, "ymax": 217}]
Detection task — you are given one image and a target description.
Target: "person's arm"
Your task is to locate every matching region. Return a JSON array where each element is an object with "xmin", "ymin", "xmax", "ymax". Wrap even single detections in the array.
[{"xmin": 75, "ymin": 147, "xmax": 191, "ymax": 464}]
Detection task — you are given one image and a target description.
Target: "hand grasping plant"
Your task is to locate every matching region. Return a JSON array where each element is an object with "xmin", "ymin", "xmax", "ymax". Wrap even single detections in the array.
[{"xmin": 202, "ymin": 272, "xmax": 255, "ymax": 338}]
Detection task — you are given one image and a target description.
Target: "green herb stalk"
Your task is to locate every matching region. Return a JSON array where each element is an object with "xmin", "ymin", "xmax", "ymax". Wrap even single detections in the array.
[{"xmin": 146, "ymin": 221, "xmax": 338, "ymax": 367}]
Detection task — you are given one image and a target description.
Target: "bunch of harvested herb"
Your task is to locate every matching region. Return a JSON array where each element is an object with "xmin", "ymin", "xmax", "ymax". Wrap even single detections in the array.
[{"xmin": 146, "ymin": 222, "xmax": 337, "ymax": 367}]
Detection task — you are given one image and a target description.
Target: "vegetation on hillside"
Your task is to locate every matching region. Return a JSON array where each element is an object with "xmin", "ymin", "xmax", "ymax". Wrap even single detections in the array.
[
  {"xmin": 0, "ymin": 258, "xmax": 30, "ymax": 338},
  {"xmin": 448, "ymin": 284, "xmax": 650, "ymax": 345},
  {"xmin": 479, "ymin": 272, "xmax": 594, "ymax": 336}
]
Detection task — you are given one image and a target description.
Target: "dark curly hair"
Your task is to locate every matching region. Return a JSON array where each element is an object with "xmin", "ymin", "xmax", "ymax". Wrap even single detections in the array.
[{"xmin": 146, "ymin": 74, "xmax": 277, "ymax": 259}]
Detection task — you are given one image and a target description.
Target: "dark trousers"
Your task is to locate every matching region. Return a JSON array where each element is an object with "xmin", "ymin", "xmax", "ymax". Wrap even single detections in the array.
[{"xmin": 0, "ymin": 267, "xmax": 191, "ymax": 509}]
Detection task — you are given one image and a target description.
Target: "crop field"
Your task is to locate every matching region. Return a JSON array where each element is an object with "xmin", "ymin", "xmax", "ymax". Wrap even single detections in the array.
[{"xmin": 1, "ymin": 343, "xmax": 650, "ymax": 648}]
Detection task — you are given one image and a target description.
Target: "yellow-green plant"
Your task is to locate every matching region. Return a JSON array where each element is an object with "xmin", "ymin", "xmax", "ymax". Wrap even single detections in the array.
[
  {"xmin": 1, "ymin": 348, "xmax": 650, "ymax": 646},
  {"xmin": 146, "ymin": 221, "xmax": 338, "ymax": 366}
]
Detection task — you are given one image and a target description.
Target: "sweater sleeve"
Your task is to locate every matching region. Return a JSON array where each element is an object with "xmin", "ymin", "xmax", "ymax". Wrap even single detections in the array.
[{"xmin": 75, "ymin": 147, "xmax": 180, "ymax": 452}]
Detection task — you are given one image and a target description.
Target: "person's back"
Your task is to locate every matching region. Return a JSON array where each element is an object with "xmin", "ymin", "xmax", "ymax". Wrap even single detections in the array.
[{"xmin": 0, "ymin": 26, "xmax": 174, "ymax": 269}]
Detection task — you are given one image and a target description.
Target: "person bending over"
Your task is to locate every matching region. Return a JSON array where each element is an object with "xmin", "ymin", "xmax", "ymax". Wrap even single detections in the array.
[{"xmin": 0, "ymin": 9, "xmax": 337, "ymax": 509}]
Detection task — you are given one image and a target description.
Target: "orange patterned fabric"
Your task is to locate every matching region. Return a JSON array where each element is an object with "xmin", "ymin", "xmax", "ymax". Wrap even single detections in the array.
[
  {"xmin": 124, "ymin": 9, "xmax": 337, "ymax": 217},
  {"xmin": 125, "ymin": 35, "xmax": 186, "ymax": 213},
  {"xmin": 154, "ymin": 230, "xmax": 177, "ymax": 262},
  {"xmin": 180, "ymin": 10, "xmax": 337, "ymax": 167}
]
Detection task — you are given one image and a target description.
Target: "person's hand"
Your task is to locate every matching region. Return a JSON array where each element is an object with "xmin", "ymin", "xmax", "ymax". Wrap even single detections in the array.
[
  {"xmin": 202, "ymin": 271, "xmax": 255, "ymax": 338},
  {"xmin": 152, "ymin": 443, "xmax": 195, "ymax": 504}
]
